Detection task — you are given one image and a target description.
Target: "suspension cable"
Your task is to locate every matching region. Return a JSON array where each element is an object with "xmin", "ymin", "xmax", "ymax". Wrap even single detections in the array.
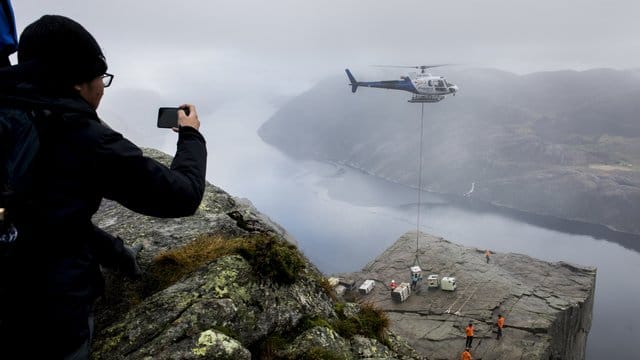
[{"xmin": 415, "ymin": 103, "xmax": 425, "ymax": 257}]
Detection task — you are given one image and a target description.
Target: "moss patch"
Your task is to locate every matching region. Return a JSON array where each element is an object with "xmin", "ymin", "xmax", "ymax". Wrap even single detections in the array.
[
  {"xmin": 236, "ymin": 235, "xmax": 306, "ymax": 285},
  {"xmin": 299, "ymin": 316, "xmax": 333, "ymax": 331},
  {"xmin": 303, "ymin": 346, "xmax": 347, "ymax": 360},
  {"xmin": 250, "ymin": 301, "xmax": 390, "ymax": 359},
  {"xmin": 333, "ymin": 302, "xmax": 390, "ymax": 345},
  {"xmin": 146, "ymin": 234, "xmax": 306, "ymax": 294}
]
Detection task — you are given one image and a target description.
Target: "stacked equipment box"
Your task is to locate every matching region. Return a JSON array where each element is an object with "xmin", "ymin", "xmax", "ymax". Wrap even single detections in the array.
[{"xmin": 391, "ymin": 282, "xmax": 411, "ymax": 302}]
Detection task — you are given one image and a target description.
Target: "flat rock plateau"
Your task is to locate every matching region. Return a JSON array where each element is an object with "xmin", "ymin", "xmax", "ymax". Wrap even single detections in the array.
[{"xmin": 341, "ymin": 231, "xmax": 596, "ymax": 360}]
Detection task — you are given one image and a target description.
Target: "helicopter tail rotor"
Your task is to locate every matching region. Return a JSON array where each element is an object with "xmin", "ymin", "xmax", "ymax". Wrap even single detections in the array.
[{"xmin": 345, "ymin": 69, "xmax": 359, "ymax": 93}]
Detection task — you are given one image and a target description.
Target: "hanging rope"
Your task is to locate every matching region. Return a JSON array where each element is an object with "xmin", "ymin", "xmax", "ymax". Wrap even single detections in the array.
[{"xmin": 415, "ymin": 102, "xmax": 425, "ymax": 264}]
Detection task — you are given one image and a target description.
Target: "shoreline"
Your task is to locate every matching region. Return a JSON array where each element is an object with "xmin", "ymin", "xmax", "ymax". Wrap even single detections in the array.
[{"xmin": 333, "ymin": 161, "xmax": 640, "ymax": 253}]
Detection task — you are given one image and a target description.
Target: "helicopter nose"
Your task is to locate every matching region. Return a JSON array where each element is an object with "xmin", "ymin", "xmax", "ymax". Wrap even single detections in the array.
[{"xmin": 450, "ymin": 85, "xmax": 458, "ymax": 94}]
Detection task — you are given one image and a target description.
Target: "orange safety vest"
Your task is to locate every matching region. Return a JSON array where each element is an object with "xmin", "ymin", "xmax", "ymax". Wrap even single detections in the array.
[
  {"xmin": 461, "ymin": 350, "xmax": 472, "ymax": 360},
  {"xmin": 497, "ymin": 317, "xmax": 505, "ymax": 328},
  {"xmin": 465, "ymin": 326, "xmax": 474, "ymax": 336}
]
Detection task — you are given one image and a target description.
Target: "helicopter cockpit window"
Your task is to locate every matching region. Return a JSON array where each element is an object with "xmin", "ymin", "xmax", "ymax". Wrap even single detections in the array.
[{"xmin": 436, "ymin": 80, "xmax": 444, "ymax": 87}]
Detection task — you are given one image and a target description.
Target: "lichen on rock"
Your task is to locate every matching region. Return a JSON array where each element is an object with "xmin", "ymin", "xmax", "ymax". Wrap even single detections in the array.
[{"xmin": 191, "ymin": 329, "xmax": 250, "ymax": 359}]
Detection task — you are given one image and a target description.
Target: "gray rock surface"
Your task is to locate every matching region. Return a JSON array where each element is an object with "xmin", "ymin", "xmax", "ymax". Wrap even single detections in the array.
[
  {"xmin": 90, "ymin": 148, "xmax": 422, "ymax": 360},
  {"xmin": 341, "ymin": 231, "xmax": 596, "ymax": 360}
]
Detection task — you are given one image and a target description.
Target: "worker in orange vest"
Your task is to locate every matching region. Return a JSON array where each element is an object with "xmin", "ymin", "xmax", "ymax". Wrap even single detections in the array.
[
  {"xmin": 465, "ymin": 322, "xmax": 474, "ymax": 348},
  {"xmin": 485, "ymin": 249, "xmax": 491, "ymax": 263},
  {"xmin": 497, "ymin": 314, "xmax": 505, "ymax": 340},
  {"xmin": 461, "ymin": 347, "xmax": 472, "ymax": 360}
]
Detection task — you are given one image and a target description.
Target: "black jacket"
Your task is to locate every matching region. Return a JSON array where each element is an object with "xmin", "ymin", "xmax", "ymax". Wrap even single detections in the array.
[{"xmin": 0, "ymin": 78, "xmax": 207, "ymax": 355}]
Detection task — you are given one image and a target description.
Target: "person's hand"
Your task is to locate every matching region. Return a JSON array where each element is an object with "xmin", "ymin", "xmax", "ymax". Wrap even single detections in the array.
[{"xmin": 173, "ymin": 104, "xmax": 200, "ymax": 132}]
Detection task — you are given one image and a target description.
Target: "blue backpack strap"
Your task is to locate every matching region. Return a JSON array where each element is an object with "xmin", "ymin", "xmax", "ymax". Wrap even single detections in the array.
[{"xmin": 0, "ymin": 0, "xmax": 18, "ymax": 66}]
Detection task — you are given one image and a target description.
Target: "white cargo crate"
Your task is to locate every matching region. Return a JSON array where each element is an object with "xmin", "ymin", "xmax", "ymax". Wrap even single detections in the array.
[
  {"xmin": 391, "ymin": 282, "xmax": 411, "ymax": 302},
  {"xmin": 359, "ymin": 279, "xmax": 375, "ymax": 295},
  {"xmin": 427, "ymin": 274, "xmax": 440, "ymax": 288},
  {"xmin": 441, "ymin": 277, "xmax": 457, "ymax": 291}
]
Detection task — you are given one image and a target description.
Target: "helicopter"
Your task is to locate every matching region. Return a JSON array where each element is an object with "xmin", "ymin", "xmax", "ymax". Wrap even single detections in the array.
[{"xmin": 345, "ymin": 65, "xmax": 459, "ymax": 103}]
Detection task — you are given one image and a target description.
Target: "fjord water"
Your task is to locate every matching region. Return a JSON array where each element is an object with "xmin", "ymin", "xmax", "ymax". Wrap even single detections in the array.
[
  {"xmin": 169, "ymin": 101, "xmax": 639, "ymax": 359},
  {"xmin": 248, "ymin": 158, "xmax": 638, "ymax": 359}
]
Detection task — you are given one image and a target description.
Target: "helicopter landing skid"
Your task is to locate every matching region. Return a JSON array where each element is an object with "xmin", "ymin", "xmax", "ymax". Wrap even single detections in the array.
[{"xmin": 408, "ymin": 95, "xmax": 445, "ymax": 103}]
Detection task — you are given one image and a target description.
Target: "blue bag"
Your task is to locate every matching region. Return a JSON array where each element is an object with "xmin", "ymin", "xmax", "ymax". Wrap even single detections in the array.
[{"xmin": 0, "ymin": 0, "xmax": 17, "ymax": 65}]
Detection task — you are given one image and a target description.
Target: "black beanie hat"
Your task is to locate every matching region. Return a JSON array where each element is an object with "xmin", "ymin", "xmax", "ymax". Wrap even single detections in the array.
[{"xmin": 17, "ymin": 15, "xmax": 107, "ymax": 89}]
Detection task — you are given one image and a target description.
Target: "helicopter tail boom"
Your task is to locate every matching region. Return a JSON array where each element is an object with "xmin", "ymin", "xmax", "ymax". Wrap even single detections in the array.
[{"xmin": 345, "ymin": 69, "xmax": 359, "ymax": 93}]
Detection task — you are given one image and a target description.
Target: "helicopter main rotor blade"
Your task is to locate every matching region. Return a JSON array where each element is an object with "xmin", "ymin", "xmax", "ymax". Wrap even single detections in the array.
[
  {"xmin": 371, "ymin": 64, "xmax": 455, "ymax": 69},
  {"xmin": 372, "ymin": 64, "xmax": 455, "ymax": 70},
  {"xmin": 372, "ymin": 65, "xmax": 420, "ymax": 68},
  {"xmin": 419, "ymin": 64, "xmax": 453, "ymax": 69}
]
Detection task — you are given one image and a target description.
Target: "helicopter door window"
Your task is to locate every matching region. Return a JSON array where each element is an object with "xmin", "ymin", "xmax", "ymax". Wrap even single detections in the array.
[{"xmin": 428, "ymin": 80, "xmax": 433, "ymax": 86}]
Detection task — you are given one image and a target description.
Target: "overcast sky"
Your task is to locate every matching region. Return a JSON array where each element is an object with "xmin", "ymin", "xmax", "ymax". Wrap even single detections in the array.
[
  {"xmin": 9, "ymin": 0, "xmax": 640, "ymax": 156},
  {"xmin": 13, "ymin": 1, "xmax": 640, "ymax": 88}
]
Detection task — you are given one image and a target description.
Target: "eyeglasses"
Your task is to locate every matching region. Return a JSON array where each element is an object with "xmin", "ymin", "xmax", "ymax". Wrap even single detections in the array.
[{"xmin": 101, "ymin": 73, "xmax": 114, "ymax": 87}]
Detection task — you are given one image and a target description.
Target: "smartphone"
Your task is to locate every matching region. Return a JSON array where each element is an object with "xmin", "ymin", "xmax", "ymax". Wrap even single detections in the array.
[{"xmin": 157, "ymin": 107, "xmax": 180, "ymax": 128}]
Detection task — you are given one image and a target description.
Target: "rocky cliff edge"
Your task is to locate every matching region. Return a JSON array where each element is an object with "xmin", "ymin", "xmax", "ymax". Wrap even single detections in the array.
[
  {"xmin": 340, "ymin": 231, "xmax": 596, "ymax": 360},
  {"xmin": 89, "ymin": 149, "xmax": 422, "ymax": 360}
]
